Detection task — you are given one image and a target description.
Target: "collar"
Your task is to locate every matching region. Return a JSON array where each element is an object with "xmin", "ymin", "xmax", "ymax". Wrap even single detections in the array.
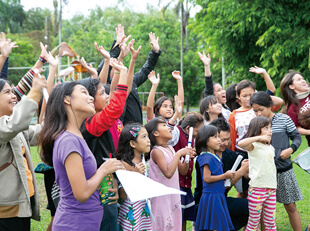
[{"xmin": 296, "ymin": 89, "xmax": 310, "ymax": 99}]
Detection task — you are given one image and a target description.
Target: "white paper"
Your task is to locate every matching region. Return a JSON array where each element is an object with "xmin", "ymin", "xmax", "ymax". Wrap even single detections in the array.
[
  {"xmin": 116, "ymin": 170, "xmax": 186, "ymax": 202},
  {"xmin": 293, "ymin": 147, "xmax": 310, "ymax": 174},
  {"xmin": 224, "ymin": 155, "xmax": 243, "ymax": 187}
]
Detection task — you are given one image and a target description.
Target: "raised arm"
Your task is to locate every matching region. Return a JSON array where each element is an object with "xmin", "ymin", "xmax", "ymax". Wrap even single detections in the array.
[
  {"xmin": 95, "ymin": 43, "xmax": 111, "ymax": 84},
  {"xmin": 134, "ymin": 32, "xmax": 161, "ymax": 87},
  {"xmin": 198, "ymin": 51, "xmax": 213, "ymax": 97},
  {"xmin": 0, "ymin": 32, "xmax": 18, "ymax": 72},
  {"xmin": 146, "ymin": 70, "xmax": 160, "ymax": 121},
  {"xmin": 127, "ymin": 39, "xmax": 141, "ymax": 97},
  {"xmin": 172, "ymin": 70, "xmax": 184, "ymax": 119},
  {"xmin": 80, "ymin": 57, "xmax": 98, "ymax": 79},
  {"xmin": 238, "ymin": 135, "xmax": 271, "ymax": 151},
  {"xmin": 249, "ymin": 66, "xmax": 276, "ymax": 93}
]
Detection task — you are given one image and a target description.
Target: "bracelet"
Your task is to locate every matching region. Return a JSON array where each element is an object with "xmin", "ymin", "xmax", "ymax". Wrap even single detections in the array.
[
  {"xmin": 114, "ymin": 71, "xmax": 120, "ymax": 74},
  {"xmin": 170, "ymin": 118, "xmax": 177, "ymax": 124},
  {"xmin": 39, "ymin": 56, "xmax": 47, "ymax": 64}
]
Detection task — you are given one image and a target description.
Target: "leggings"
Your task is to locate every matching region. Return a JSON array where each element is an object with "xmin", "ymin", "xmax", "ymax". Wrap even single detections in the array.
[{"xmin": 246, "ymin": 187, "xmax": 276, "ymax": 231}]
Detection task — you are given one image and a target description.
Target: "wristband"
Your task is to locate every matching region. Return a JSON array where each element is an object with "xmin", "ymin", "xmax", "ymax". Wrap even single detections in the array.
[
  {"xmin": 114, "ymin": 71, "xmax": 120, "ymax": 74},
  {"xmin": 39, "ymin": 56, "xmax": 47, "ymax": 63}
]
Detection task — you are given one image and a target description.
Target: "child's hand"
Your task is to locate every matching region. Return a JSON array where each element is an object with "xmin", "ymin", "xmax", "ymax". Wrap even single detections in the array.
[
  {"xmin": 198, "ymin": 50, "xmax": 211, "ymax": 67},
  {"xmin": 129, "ymin": 39, "xmax": 142, "ymax": 60},
  {"xmin": 177, "ymin": 147, "xmax": 194, "ymax": 158},
  {"xmin": 172, "ymin": 70, "xmax": 182, "ymax": 81},
  {"xmin": 94, "ymin": 42, "xmax": 110, "ymax": 59},
  {"xmin": 115, "ymin": 24, "xmax": 125, "ymax": 45},
  {"xmin": 110, "ymin": 58, "xmax": 127, "ymax": 72},
  {"xmin": 39, "ymin": 42, "xmax": 49, "ymax": 60},
  {"xmin": 135, "ymin": 162, "xmax": 146, "ymax": 174},
  {"xmin": 249, "ymin": 66, "xmax": 266, "ymax": 75},
  {"xmin": 258, "ymin": 134, "xmax": 271, "ymax": 144},
  {"xmin": 148, "ymin": 70, "xmax": 160, "ymax": 85},
  {"xmin": 224, "ymin": 170, "xmax": 235, "ymax": 180},
  {"xmin": 239, "ymin": 159, "xmax": 249, "ymax": 175},
  {"xmin": 81, "ymin": 57, "xmax": 97, "ymax": 78},
  {"xmin": 107, "ymin": 187, "xmax": 119, "ymax": 205},
  {"xmin": 174, "ymin": 95, "xmax": 182, "ymax": 115},
  {"xmin": 280, "ymin": 147, "xmax": 293, "ymax": 160}
]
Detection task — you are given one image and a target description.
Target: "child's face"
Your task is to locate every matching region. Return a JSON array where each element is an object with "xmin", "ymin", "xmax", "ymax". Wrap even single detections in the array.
[
  {"xmin": 94, "ymin": 84, "xmax": 109, "ymax": 112},
  {"xmin": 238, "ymin": 87, "xmax": 255, "ymax": 108},
  {"xmin": 207, "ymin": 101, "xmax": 222, "ymax": 115},
  {"xmin": 252, "ymin": 104, "xmax": 273, "ymax": 119},
  {"xmin": 206, "ymin": 133, "xmax": 221, "ymax": 152},
  {"xmin": 132, "ymin": 127, "xmax": 151, "ymax": 153},
  {"xmin": 260, "ymin": 123, "xmax": 272, "ymax": 137},
  {"xmin": 155, "ymin": 122, "xmax": 173, "ymax": 140},
  {"xmin": 159, "ymin": 100, "xmax": 173, "ymax": 118},
  {"xmin": 289, "ymin": 74, "xmax": 309, "ymax": 94},
  {"xmin": 214, "ymin": 83, "xmax": 226, "ymax": 104}
]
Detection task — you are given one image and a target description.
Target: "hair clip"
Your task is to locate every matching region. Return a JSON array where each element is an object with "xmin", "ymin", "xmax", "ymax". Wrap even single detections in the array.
[
  {"xmin": 130, "ymin": 131, "xmax": 138, "ymax": 137},
  {"xmin": 131, "ymin": 127, "xmax": 140, "ymax": 132}
]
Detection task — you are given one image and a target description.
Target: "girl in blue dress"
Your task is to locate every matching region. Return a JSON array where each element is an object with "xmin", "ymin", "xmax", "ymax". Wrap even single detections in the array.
[{"xmin": 195, "ymin": 125, "xmax": 235, "ymax": 231}]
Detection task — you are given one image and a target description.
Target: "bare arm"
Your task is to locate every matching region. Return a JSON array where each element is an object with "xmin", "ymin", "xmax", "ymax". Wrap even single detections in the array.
[
  {"xmin": 65, "ymin": 154, "xmax": 124, "ymax": 203},
  {"xmin": 238, "ymin": 135, "xmax": 271, "ymax": 151},
  {"xmin": 297, "ymin": 126, "xmax": 310, "ymax": 136},
  {"xmin": 172, "ymin": 71, "xmax": 184, "ymax": 119},
  {"xmin": 249, "ymin": 66, "xmax": 275, "ymax": 93},
  {"xmin": 95, "ymin": 43, "xmax": 111, "ymax": 84},
  {"xmin": 203, "ymin": 165, "xmax": 234, "ymax": 183},
  {"xmin": 0, "ymin": 32, "xmax": 18, "ymax": 72},
  {"xmin": 146, "ymin": 71, "xmax": 159, "ymax": 120}
]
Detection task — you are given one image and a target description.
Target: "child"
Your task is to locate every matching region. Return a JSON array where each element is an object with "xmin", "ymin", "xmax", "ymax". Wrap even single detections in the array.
[
  {"xmin": 116, "ymin": 123, "xmax": 152, "ymax": 231},
  {"xmin": 194, "ymin": 125, "xmax": 235, "ymax": 231},
  {"xmin": 146, "ymin": 70, "xmax": 184, "ymax": 123},
  {"xmin": 280, "ymin": 70, "xmax": 310, "ymax": 146},
  {"xmin": 39, "ymin": 82, "xmax": 124, "ymax": 230},
  {"xmin": 200, "ymin": 95, "xmax": 223, "ymax": 125},
  {"xmin": 170, "ymin": 112, "xmax": 204, "ymax": 231},
  {"xmin": 144, "ymin": 117, "xmax": 193, "ymax": 231},
  {"xmin": 238, "ymin": 117, "xmax": 277, "ymax": 231},
  {"xmin": 250, "ymin": 91, "xmax": 303, "ymax": 231}
]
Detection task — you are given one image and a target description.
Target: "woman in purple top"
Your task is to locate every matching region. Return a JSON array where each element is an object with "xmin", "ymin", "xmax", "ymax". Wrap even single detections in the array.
[{"xmin": 39, "ymin": 82, "xmax": 124, "ymax": 231}]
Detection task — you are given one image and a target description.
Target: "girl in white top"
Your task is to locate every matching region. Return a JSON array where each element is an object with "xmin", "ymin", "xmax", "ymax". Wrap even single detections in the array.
[{"xmin": 239, "ymin": 116, "xmax": 277, "ymax": 231}]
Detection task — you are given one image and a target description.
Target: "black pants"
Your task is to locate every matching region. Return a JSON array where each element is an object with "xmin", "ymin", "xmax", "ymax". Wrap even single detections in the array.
[
  {"xmin": 0, "ymin": 217, "xmax": 30, "ymax": 231},
  {"xmin": 226, "ymin": 197, "xmax": 249, "ymax": 231}
]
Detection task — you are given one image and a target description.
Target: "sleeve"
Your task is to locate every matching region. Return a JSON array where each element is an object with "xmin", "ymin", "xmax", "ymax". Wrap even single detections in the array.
[
  {"xmin": 25, "ymin": 124, "xmax": 42, "ymax": 146},
  {"xmin": 85, "ymin": 84, "xmax": 128, "ymax": 137},
  {"xmin": 12, "ymin": 69, "xmax": 35, "ymax": 101},
  {"xmin": 57, "ymin": 136, "xmax": 84, "ymax": 165},
  {"xmin": 266, "ymin": 89, "xmax": 275, "ymax": 96},
  {"xmin": 287, "ymin": 104, "xmax": 301, "ymax": 127},
  {"xmin": 285, "ymin": 115, "xmax": 302, "ymax": 153},
  {"xmin": 228, "ymin": 111, "xmax": 237, "ymax": 151},
  {"xmin": 167, "ymin": 124, "xmax": 180, "ymax": 146},
  {"xmin": 134, "ymin": 49, "xmax": 161, "ymax": 87},
  {"xmin": 0, "ymin": 96, "xmax": 38, "ymax": 145},
  {"xmin": 203, "ymin": 74, "xmax": 214, "ymax": 98},
  {"xmin": 0, "ymin": 57, "xmax": 9, "ymax": 79},
  {"xmin": 197, "ymin": 154, "xmax": 221, "ymax": 174}
]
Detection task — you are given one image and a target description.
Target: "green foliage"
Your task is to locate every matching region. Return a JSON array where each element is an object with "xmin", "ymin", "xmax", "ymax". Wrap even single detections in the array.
[{"xmin": 0, "ymin": 0, "xmax": 26, "ymax": 33}]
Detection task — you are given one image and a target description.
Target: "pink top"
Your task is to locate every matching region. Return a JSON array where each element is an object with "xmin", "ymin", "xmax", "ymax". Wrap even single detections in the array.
[
  {"xmin": 109, "ymin": 119, "xmax": 123, "ymax": 152},
  {"xmin": 149, "ymin": 145, "xmax": 182, "ymax": 231}
]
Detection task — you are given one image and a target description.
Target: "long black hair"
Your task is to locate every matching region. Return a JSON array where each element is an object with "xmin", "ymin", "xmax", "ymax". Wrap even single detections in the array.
[
  {"xmin": 116, "ymin": 123, "xmax": 144, "ymax": 166},
  {"xmin": 144, "ymin": 117, "xmax": 166, "ymax": 150},
  {"xmin": 153, "ymin": 96, "xmax": 174, "ymax": 117},
  {"xmin": 250, "ymin": 91, "xmax": 273, "ymax": 107},
  {"xmin": 246, "ymin": 116, "xmax": 271, "ymax": 138},
  {"xmin": 195, "ymin": 125, "xmax": 218, "ymax": 155},
  {"xmin": 39, "ymin": 82, "xmax": 79, "ymax": 166},
  {"xmin": 199, "ymin": 95, "xmax": 223, "ymax": 121}
]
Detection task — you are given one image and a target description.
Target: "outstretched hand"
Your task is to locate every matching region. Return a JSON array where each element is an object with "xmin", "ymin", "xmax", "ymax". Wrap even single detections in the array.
[
  {"xmin": 39, "ymin": 42, "xmax": 49, "ymax": 60},
  {"xmin": 116, "ymin": 24, "xmax": 125, "ymax": 45},
  {"xmin": 149, "ymin": 32, "xmax": 160, "ymax": 53},
  {"xmin": 198, "ymin": 50, "xmax": 211, "ymax": 66},
  {"xmin": 0, "ymin": 32, "xmax": 18, "ymax": 57},
  {"xmin": 249, "ymin": 66, "xmax": 266, "ymax": 75},
  {"xmin": 129, "ymin": 39, "xmax": 141, "ymax": 60},
  {"xmin": 172, "ymin": 70, "xmax": 182, "ymax": 80},
  {"xmin": 81, "ymin": 57, "xmax": 98, "ymax": 78},
  {"xmin": 148, "ymin": 70, "xmax": 160, "ymax": 85},
  {"xmin": 110, "ymin": 58, "xmax": 127, "ymax": 72},
  {"xmin": 46, "ymin": 51, "xmax": 58, "ymax": 67},
  {"xmin": 94, "ymin": 42, "xmax": 110, "ymax": 59}
]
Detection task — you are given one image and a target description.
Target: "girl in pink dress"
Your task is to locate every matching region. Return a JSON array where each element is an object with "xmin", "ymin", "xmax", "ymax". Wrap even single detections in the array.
[{"xmin": 145, "ymin": 117, "xmax": 194, "ymax": 231}]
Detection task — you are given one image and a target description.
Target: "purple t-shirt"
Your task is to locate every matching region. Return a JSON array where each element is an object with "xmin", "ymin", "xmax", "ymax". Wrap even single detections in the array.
[{"xmin": 52, "ymin": 131, "xmax": 103, "ymax": 231}]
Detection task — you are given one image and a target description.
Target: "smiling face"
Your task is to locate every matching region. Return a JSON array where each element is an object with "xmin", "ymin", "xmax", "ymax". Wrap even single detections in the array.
[
  {"xmin": 207, "ymin": 132, "xmax": 221, "ymax": 152},
  {"xmin": 94, "ymin": 84, "xmax": 109, "ymax": 112},
  {"xmin": 159, "ymin": 99, "xmax": 174, "ymax": 119},
  {"xmin": 0, "ymin": 83, "xmax": 17, "ymax": 117},
  {"xmin": 238, "ymin": 87, "xmax": 255, "ymax": 109},
  {"xmin": 219, "ymin": 131, "xmax": 230, "ymax": 152},
  {"xmin": 289, "ymin": 74, "xmax": 309, "ymax": 94},
  {"xmin": 214, "ymin": 83, "xmax": 226, "ymax": 104},
  {"xmin": 207, "ymin": 100, "xmax": 222, "ymax": 116},
  {"xmin": 68, "ymin": 85, "xmax": 95, "ymax": 118},
  {"xmin": 131, "ymin": 127, "xmax": 151, "ymax": 154}
]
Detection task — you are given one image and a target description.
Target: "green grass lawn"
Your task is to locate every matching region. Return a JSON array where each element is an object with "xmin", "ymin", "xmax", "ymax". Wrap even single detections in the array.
[{"xmin": 30, "ymin": 138, "xmax": 310, "ymax": 231}]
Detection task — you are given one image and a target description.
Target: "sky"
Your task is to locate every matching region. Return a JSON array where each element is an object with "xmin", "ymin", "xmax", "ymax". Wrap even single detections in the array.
[{"xmin": 20, "ymin": 0, "xmax": 188, "ymax": 19}]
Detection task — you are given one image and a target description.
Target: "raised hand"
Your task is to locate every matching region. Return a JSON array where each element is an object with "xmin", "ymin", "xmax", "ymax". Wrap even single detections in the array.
[
  {"xmin": 129, "ymin": 39, "xmax": 141, "ymax": 60},
  {"xmin": 0, "ymin": 32, "xmax": 18, "ymax": 57},
  {"xmin": 259, "ymin": 134, "xmax": 272, "ymax": 144},
  {"xmin": 94, "ymin": 42, "xmax": 110, "ymax": 59},
  {"xmin": 174, "ymin": 95, "xmax": 182, "ymax": 115},
  {"xmin": 81, "ymin": 57, "xmax": 97, "ymax": 78},
  {"xmin": 198, "ymin": 50, "xmax": 211, "ymax": 67},
  {"xmin": 39, "ymin": 42, "xmax": 49, "ymax": 60},
  {"xmin": 149, "ymin": 32, "xmax": 160, "ymax": 53},
  {"xmin": 46, "ymin": 52, "xmax": 58, "ymax": 67},
  {"xmin": 110, "ymin": 58, "xmax": 127, "ymax": 72},
  {"xmin": 249, "ymin": 66, "xmax": 267, "ymax": 75},
  {"xmin": 172, "ymin": 70, "xmax": 182, "ymax": 81},
  {"xmin": 116, "ymin": 24, "xmax": 125, "ymax": 45},
  {"xmin": 148, "ymin": 70, "xmax": 160, "ymax": 86}
]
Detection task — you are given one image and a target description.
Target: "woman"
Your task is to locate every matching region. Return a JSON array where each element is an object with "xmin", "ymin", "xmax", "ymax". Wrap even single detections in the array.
[
  {"xmin": 39, "ymin": 82, "xmax": 124, "ymax": 230},
  {"xmin": 0, "ymin": 75, "xmax": 46, "ymax": 231}
]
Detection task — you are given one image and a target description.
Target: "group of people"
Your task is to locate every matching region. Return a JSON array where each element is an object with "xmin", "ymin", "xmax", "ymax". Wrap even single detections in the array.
[{"xmin": 0, "ymin": 23, "xmax": 309, "ymax": 231}]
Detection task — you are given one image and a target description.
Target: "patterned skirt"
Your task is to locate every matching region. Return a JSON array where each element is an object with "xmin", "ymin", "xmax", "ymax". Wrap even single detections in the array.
[
  {"xmin": 276, "ymin": 168, "xmax": 303, "ymax": 204},
  {"xmin": 118, "ymin": 199, "xmax": 152, "ymax": 231}
]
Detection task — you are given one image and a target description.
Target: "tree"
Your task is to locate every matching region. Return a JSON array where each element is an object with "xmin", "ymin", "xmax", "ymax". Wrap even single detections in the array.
[
  {"xmin": 192, "ymin": 0, "xmax": 310, "ymax": 91},
  {"xmin": 0, "ymin": 0, "xmax": 26, "ymax": 33}
]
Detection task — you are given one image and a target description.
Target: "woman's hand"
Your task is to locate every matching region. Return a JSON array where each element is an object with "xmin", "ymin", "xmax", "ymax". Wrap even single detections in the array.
[{"xmin": 100, "ymin": 158, "xmax": 125, "ymax": 175}]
